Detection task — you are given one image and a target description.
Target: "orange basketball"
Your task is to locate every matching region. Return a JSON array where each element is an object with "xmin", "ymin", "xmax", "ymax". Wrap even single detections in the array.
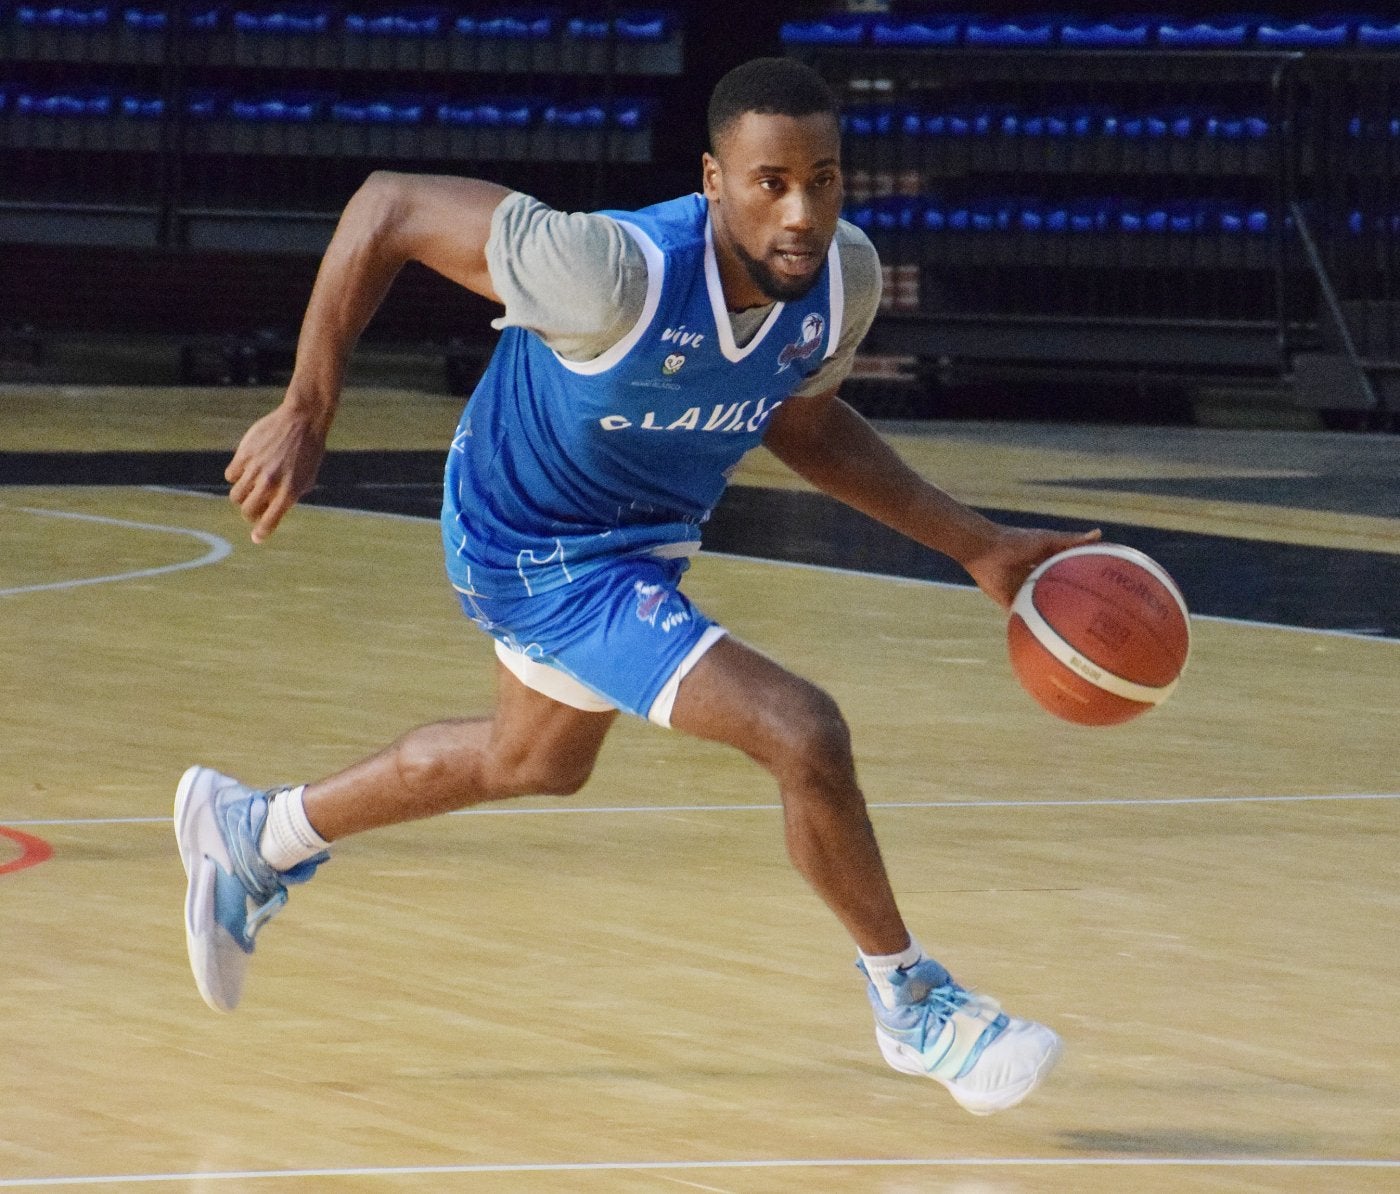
[{"xmin": 1007, "ymin": 544, "xmax": 1190, "ymax": 726}]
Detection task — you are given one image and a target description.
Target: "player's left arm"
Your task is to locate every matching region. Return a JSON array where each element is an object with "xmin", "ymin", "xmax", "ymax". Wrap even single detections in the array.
[{"xmin": 762, "ymin": 389, "xmax": 1098, "ymax": 608}]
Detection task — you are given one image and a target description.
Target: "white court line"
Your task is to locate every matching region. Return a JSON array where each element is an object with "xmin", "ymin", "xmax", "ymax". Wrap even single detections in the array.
[
  {"xmin": 0, "ymin": 506, "xmax": 231, "ymax": 596},
  {"xmin": 2, "ymin": 1156, "xmax": 1397, "ymax": 1187},
  {"xmin": 5, "ymin": 791, "xmax": 1398, "ymax": 828}
]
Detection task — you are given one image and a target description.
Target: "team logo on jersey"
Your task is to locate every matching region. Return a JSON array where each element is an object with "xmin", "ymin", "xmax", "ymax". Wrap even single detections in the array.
[
  {"xmin": 776, "ymin": 313, "xmax": 825, "ymax": 372},
  {"xmin": 662, "ymin": 353, "xmax": 686, "ymax": 375}
]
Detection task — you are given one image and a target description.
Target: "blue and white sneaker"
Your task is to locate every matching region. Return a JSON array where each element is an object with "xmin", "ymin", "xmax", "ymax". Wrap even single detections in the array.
[
  {"xmin": 861, "ymin": 958, "xmax": 1062, "ymax": 1115},
  {"xmin": 174, "ymin": 765, "xmax": 326, "ymax": 1012}
]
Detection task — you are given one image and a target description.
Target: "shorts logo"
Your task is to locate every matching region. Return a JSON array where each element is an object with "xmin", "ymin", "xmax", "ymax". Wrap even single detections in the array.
[
  {"xmin": 634, "ymin": 581, "xmax": 666, "ymax": 625},
  {"xmin": 776, "ymin": 313, "xmax": 825, "ymax": 373},
  {"xmin": 662, "ymin": 353, "xmax": 685, "ymax": 375},
  {"xmin": 634, "ymin": 580, "xmax": 691, "ymax": 632}
]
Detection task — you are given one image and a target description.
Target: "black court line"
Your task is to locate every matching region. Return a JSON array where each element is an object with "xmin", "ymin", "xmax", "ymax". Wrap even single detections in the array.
[{"xmin": 3, "ymin": 450, "xmax": 1397, "ymax": 639}]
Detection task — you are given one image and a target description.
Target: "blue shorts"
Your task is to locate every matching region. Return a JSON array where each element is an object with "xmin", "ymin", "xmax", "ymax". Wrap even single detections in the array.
[{"xmin": 454, "ymin": 553, "xmax": 724, "ymax": 725}]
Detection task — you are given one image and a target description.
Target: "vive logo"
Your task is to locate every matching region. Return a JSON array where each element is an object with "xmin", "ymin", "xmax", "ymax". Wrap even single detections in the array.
[{"xmin": 662, "ymin": 325, "xmax": 705, "ymax": 348}]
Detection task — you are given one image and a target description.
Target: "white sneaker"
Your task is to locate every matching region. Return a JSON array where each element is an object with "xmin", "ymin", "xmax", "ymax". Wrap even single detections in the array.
[
  {"xmin": 174, "ymin": 766, "xmax": 326, "ymax": 1012},
  {"xmin": 862, "ymin": 958, "xmax": 1062, "ymax": 1115}
]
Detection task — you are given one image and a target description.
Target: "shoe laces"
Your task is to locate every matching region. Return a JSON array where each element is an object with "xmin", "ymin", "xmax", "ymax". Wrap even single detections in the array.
[{"xmin": 216, "ymin": 787, "xmax": 326, "ymax": 944}]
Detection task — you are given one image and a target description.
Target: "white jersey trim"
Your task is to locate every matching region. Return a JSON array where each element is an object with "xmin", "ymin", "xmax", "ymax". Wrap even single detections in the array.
[
  {"xmin": 552, "ymin": 217, "xmax": 665, "ymax": 376},
  {"xmin": 822, "ymin": 235, "xmax": 844, "ymax": 360},
  {"xmin": 704, "ymin": 214, "xmax": 786, "ymax": 363}
]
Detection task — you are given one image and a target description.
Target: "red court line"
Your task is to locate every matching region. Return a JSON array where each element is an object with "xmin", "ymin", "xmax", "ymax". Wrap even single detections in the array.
[{"xmin": 0, "ymin": 826, "xmax": 54, "ymax": 876}]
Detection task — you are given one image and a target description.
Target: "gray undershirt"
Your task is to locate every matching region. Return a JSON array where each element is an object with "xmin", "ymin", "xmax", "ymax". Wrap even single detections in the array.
[{"xmin": 485, "ymin": 191, "xmax": 882, "ymax": 397}]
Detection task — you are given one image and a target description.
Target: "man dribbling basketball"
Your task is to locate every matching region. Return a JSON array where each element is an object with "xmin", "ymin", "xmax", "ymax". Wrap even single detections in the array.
[{"xmin": 174, "ymin": 57, "xmax": 1097, "ymax": 1115}]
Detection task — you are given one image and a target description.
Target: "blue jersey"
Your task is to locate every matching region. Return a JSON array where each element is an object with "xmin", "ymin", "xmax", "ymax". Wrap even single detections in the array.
[{"xmin": 442, "ymin": 193, "xmax": 845, "ymax": 599}]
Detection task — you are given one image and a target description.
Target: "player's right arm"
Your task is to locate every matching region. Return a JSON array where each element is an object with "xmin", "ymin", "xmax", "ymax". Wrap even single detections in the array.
[{"xmin": 226, "ymin": 172, "xmax": 511, "ymax": 543}]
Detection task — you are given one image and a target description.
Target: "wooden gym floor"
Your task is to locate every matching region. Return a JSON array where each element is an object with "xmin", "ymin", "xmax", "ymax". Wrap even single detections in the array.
[{"xmin": 1, "ymin": 383, "xmax": 1397, "ymax": 1192}]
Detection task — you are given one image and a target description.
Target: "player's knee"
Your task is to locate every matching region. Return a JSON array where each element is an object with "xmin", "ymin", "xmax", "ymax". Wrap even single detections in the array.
[{"xmin": 767, "ymin": 684, "xmax": 854, "ymax": 789}]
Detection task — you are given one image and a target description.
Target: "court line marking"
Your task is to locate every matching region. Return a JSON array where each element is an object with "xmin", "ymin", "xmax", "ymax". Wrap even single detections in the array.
[
  {"xmin": 5, "ymin": 791, "xmax": 1397, "ymax": 828},
  {"xmin": 3, "ymin": 1156, "xmax": 1397, "ymax": 1187},
  {"xmin": 0, "ymin": 506, "xmax": 232, "ymax": 596},
  {"xmin": 0, "ymin": 826, "xmax": 53, "ymax": 874}
]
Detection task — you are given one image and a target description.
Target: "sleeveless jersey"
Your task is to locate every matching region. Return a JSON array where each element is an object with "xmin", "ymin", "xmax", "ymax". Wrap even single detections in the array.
[{"xmin": 441, "ymin": 192, "xmax": 845, "ymax": 599}]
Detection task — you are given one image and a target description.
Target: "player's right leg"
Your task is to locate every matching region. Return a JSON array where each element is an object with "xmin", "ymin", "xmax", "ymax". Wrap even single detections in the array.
[
  {"xmin": 175, "ymin": 668, "xmax": 617, "ymax": 1012},
  {"xmin": 667, "ymin": 635, "xmax": 1061, "ymax": 1115}
]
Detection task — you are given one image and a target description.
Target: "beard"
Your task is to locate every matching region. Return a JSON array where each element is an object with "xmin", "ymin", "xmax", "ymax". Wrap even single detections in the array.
[{"xmin": 731, "ymin": 238, "xmax": 824, "ymax": 304}]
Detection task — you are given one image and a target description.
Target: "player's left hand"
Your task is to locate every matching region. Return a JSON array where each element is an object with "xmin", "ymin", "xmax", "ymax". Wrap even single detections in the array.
[{"xmin": 963, "ymin": 526, "xmax": 1102, "ymax": 610}]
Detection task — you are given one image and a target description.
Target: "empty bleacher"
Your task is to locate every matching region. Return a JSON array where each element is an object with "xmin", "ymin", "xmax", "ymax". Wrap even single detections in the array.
[{"xmin": 787, "ymin": 9, "xmax": 1400, "ymax": 424}]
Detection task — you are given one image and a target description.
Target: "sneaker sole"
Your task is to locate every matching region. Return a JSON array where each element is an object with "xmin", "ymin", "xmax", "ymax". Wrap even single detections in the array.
[
  {"xmin": 174, "ymin": 765, "xmax": 238, "ymax": 1013},
  {"xmin": 876, "ymin": 1024, "xmax": 1063, "ymax": 1115}
]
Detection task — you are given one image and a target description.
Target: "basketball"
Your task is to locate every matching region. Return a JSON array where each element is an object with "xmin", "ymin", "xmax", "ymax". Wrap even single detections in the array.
[{"xmin": 1008, "ymin": 544, "xmax": 1191, "ymax": 726}]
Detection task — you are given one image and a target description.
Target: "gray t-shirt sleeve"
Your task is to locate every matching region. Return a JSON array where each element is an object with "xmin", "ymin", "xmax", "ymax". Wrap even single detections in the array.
[
  {"xmin": 485, "ymin": 191, "xmax": 648, "ymax": 361},
  {"xmin": 788, "ymin": 219, "xmax": 883, "ymax": 398}
]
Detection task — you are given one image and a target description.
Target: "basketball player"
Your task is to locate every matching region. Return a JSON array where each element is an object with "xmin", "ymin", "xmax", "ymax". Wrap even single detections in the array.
[{"xmin": 176, "ymin": 58, "xmax": 1097, "ymax": 1114}]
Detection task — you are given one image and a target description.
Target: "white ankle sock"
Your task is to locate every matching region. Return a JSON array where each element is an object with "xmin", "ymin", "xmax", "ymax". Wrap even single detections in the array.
[
  {"xmin": 860, "ymin": 936, "xmax": 927, "ymax": 1009},
  {"xmin": 258, "ymin": 785, "xmax": 330, "ymax": 872}
]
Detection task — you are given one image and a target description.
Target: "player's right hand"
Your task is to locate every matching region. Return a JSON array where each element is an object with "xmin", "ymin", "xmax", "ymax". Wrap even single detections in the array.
[{"xmin": 225, "ymin": 402, "xmax": 331, "ymax": 544}]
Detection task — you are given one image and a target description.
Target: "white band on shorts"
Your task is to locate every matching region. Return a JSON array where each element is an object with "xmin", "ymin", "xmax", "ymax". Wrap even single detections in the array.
[
  {"xmin": 494, "ymin": 639, "xmax": 617, "ymax": 713},
  {"xmin": 493, "ymin": 626, "xmax": 727, "ymax": 728},
  {"xmin": 646, "ymin": 625, "xmax": 727, "ymax": 728}
]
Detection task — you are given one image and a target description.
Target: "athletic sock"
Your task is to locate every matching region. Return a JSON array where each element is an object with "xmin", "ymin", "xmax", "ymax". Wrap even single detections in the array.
[
  {"xmin": 258, "ymin": 785, "xmax": 330, "ymax": 872},
  {"xmin": 860, "ymin": 936, "xmax": 928, "ymax": 1010}
]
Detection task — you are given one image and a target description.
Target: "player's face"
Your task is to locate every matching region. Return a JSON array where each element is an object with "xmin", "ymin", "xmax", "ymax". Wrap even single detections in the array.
[{"xmin": 703, "ymin": 110, "xmax": 843, "ymax": 307}]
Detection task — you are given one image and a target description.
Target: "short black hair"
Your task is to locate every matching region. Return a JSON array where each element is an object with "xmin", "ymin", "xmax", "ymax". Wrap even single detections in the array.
[{"xmin": 707, "ymin": 57, "xmax": 840, "ymax": 153}]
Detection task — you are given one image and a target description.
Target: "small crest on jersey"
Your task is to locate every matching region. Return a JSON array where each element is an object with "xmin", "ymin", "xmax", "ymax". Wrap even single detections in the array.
[
  {"xmin": 662, "ymin": 353, "xmax": 686, "ymax": 375},
  {"xmin": 776, "ymin": 313, "xmax": 825, "ymax": 372}
]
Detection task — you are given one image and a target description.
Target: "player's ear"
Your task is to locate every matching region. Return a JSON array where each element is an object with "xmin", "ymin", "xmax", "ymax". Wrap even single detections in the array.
[{"xmin": 701, "ymin": 152, "xmax": 722, "ymax": 201}]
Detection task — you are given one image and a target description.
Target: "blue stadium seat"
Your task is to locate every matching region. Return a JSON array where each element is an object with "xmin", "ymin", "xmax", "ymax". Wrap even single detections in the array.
[
  {"xmin": 330, "ymin": 94, "xmax": 431, "ymax": 125},
  {"xmin": 344, "ymin": 9, "xmax": 448, "ymax": 38},
  {"xmin": 780, "ymin": 15, "xmax": 868, "ymax": 46},
  {"xmin": 948, "ymin": 198, "xmax": 1017, "ymax": 232},
  {"xmin": 1256, "ymin": 18, "xmax": 1351, "ymax": 47},
  {"xmin": 1108, "ymin": 107, "xmax": 1197, "ymax": 139},
  {"xmin": 1217, "ymin": 205, "xmax": 1272, "ymax": 234},
  {"xmin": 1059, "ymin": 16, "xmax": 1151, "ymax": 47},
  {"xmin": 1348, "ymin": 114, "xmax": 1400, "ymax": 138},
  {"xmin": 1204, "ymin": 112, "xmax": 1271, "ymax": 139},
  {"xmin": 543, "ymin": 100, "xmax": 607, "ymax": 130},
  {"xmin": 227, "ymin": 91, "xmax": 328, "ymax": 122},
  {"xmin": 16, "ymin": 85, "xmax": 114, "ymax": 115},
  {"xmin": 870, "ymin": 17, "xmax": 961, "ymax": 48},
  {"xmin": 1356, "ymin": 18, "xmax": 1400, "ymax": 47},
  {"xmin": 119, "ymin": 92, "xmax": 164, "ymax": 118},
  {"xmin": 468, "ymin": 97, "xmax": 539, "ymax": 128},
  {"xmin": 458, "ymin": 10, "xmax": 555, "ymax": 40},
  {"xmin": 184, "ymin": 89, "xmax": 226, "ymax": 119},
  {"xmin": 843, "ymin": 103, "xmax": 900, "ymax": 138},
  {"xmin": 1156, "ymin": 16, "xmax": 1256, "ymax": 48},
  {"xmin": 122, "ymin": 6, "xmax": 168, "ymax": 31},
  {"xmin": 566, "ymin": 12, "xmax": 673, "ymax": 41},
  {"xmin": 16, "ymin": 3, "xmax": 112, "ymax": 27},
  {"xmin": 612, "ymin": 98, "xmax": 651, "ymax": 130},
  {"xmin": 963, "ymin": 16, "xmax": 1057, "ymax": 48},
  {"xmin": 614, "ymin": 11, "xmax": 673, "ymax": 42},
  {"xmin": 231, "ymin": 6, "xmax": 334, "ymax": 35}
]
